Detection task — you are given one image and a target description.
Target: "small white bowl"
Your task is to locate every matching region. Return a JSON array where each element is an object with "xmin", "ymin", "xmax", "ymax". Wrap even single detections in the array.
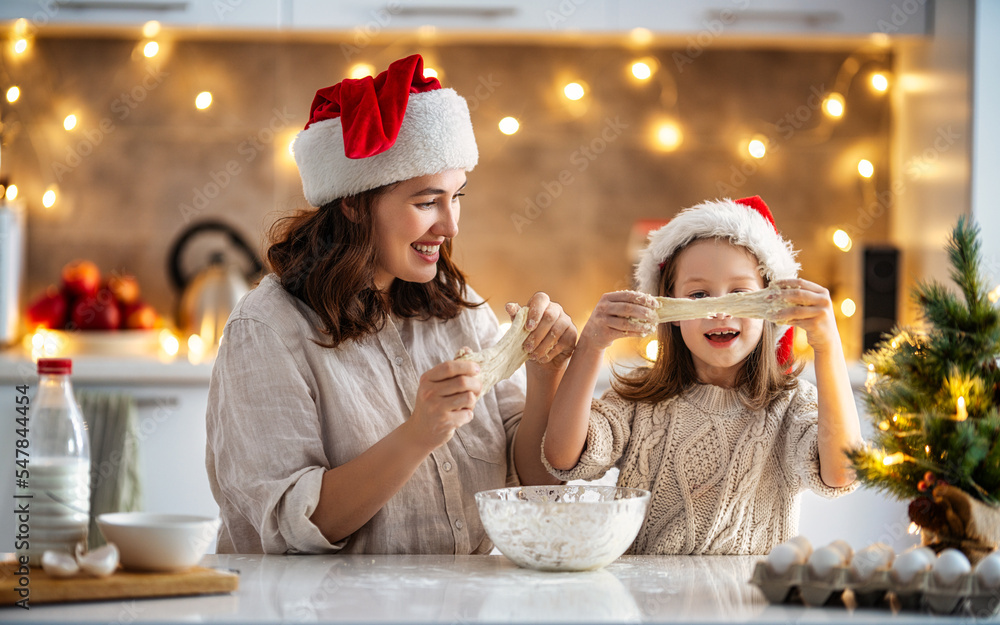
[
  {"xmin": 97, "ymin": 512, "xmax": 219, "ymax": 572},
  {"xmin": 476, "ymin": 485, "xmax": 650, "ymax": 571}
]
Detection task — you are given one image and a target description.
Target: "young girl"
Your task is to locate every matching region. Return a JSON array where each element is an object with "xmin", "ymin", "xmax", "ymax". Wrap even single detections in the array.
[{"xmin": 542, "ymin": 196, "xmax": 862, "ymax": 555}]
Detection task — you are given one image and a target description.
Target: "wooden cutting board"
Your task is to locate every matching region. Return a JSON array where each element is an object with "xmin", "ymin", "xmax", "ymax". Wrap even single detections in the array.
[{"xmin": 0, "ymin": 560, "xmax": 239, "ymax": 605}]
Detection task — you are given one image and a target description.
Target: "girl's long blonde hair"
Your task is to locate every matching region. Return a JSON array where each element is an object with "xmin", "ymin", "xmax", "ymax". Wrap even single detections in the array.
[{"xmin": 613, "ymin": 237, "xmax": 801, "ymax": 411}]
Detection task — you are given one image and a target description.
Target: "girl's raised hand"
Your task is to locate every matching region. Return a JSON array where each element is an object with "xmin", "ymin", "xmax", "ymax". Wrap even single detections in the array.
[
  {"xmin": 770, "ymin": 278, "xmax": 840, "ymax": 353},
  {"xmin": 506, "ymin": 292, "xmax": 577, "ymax": 370},
  {"xmin": 579, "ymin": 290, "xmax": 659, "ymax": 352}
]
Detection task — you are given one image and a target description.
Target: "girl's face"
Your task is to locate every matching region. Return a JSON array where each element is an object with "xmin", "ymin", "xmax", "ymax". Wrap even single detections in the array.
[
  {"xmin": 670, "ymin": 238, "xmax": 766, "ymax": 388},
  {"xmin": 369, "ymin": 169, "xmax": 467, "ymax": 292}
]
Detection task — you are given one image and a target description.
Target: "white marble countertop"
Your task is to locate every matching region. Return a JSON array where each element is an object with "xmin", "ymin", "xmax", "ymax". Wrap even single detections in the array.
[{"xmin": 3, "ymin": 554, "xmax": 985, "ymax": 624}]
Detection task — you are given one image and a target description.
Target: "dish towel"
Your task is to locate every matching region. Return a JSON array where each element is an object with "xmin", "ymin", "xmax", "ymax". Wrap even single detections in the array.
[{"xmin": 76, "ymin": 390, "xmax": 143, "ymax": 550}]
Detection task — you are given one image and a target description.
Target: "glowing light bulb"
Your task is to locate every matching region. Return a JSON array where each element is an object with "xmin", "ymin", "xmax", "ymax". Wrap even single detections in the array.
[
  {"xmin": 858, "ymin": 159, "xmax": 874, "ymax": 178},
  {"xmin": 63, "ymin": 114, "xmax": 77, "ymax": 131},
  {"xmin": 989, "ymin": 285, "xmax": 1000, "ymax": 303},
  {"xmin": 5, "ymin": 185, "xmax": 17, "ymax": 201},
  {"xmin": 498, "ymin": 116, "xmax": 520, "ymax": 135},
  {"xmin": 6, "ymin": 86, "xmax": 20, "ymax": 103},
  {"xmin": 644, "ymin": 339, "xmax": 659, "ymax": 361},
  {"xmin": 629, "ymin": 27, "xmax": 653, "ymax": 45},
  {"xmin": 655, "ymin": 122, "xmax": 682, "ymax": 151},
  {"xmin": 957, "ymin": 396, "xmax": 968, "ymax": 421},
  {"xmin": 908, "ymin": 522, "xmax": 920, "ymax": 535},
  {"xmin": 349, "ymin": 63, "xmax": 375, "ymax": 79},
  {"xmin": 832, "ymin": 229, "xmax": 853, "ymax": 251},
  {"xmin": 823, "ymin": 93, "xmax": 845, "ymax": 118},
  {"xmin": 159, "ymin": 329, "xmax": 179, "ymax": 356},
  {"xmin": 871, "ymin": 73, "xmax": 889, "ymax": 92},
  {"xmin": 840, "ymin": 298, "xmax": 857, "ymax": 317},
  {"xmin": 42, "ymin": 189, "xmax": 56, "ymax": 208},
  {"xmin": 143, "ymin": 41, "xmax": 159, "ymax": 58},
  {"xmin": 882, "ymin": 452, "xmax": 906, "ymax": 466},
  {"xmin": 422, "ymin": 67, "xmax": 438, "ymax": 79},
  {"xmin": 563, "ymin": 82, "xmax": 585, "ymax": 101},
  {"xmin": 195, "ymin": 91, "xmax": 213, "ymax": 110},
  {"xmin": 142, "ymin": 20, "xmax": 161, "ymax": 38},
  {"xmin": 631, "ymin": 62, "xmax": 652, "ymax": 80},
  {"xmin": 748, "ymin": 139, "xmax": 766, "ymax": 159},
  {"xmin": 13, "ymin": 38, "xmax": 28, "ymax": 55}
]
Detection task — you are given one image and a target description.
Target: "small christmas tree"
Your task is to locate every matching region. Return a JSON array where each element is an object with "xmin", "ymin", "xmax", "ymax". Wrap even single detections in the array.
[{"xmin": 848, "ymin": 217, "xmax": 1000, "ymax": 557}]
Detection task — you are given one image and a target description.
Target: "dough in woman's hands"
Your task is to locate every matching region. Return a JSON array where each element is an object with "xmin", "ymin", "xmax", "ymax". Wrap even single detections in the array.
[
  {"xmin": 455, "ymin": 305, "xmax": 531, "ymax": 398},
  {"xmin": 653, "ymin": 283, "xmax": 788, "ymax": 323}
]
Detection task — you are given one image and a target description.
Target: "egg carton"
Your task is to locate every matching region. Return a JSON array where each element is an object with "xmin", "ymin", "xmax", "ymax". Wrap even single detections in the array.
[{"xmin": 750, "ymin": 562, "xmax": 1000, "ymax": 616}]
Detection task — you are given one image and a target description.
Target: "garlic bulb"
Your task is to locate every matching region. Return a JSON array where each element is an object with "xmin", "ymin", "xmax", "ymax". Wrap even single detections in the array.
[
  {"xmin": 76, "ymin": 542, "xmax": 119, "ymax": 578},
  {"xmin": 41, "ymin": 550, "xmax": 80, "ymax": 578}
]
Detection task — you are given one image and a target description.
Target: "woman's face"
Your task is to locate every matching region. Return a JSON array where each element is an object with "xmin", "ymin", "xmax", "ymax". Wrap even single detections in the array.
[
  {"xmin": 369, "ymin": 169, "xmax": 467, "ymax": 291},
  {"xmin": 670, "ymin": 238, "xmax": 766, "ymax": 388}
]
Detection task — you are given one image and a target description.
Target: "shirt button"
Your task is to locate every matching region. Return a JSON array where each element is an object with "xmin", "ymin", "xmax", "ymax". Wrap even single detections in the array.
[
  {"xmin": 394, "ymin": 356, "xmax": 403, "ymax": 366},
  {"xmin": 455, "ymin": 519, "xmax": 464, "ymax": 530},
  {"xmin": 443, "ymin": 461, "xmax": 453, "ymax": 472}
]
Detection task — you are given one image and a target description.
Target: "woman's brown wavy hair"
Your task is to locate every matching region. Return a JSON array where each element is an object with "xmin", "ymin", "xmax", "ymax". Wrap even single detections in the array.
[
  {"xmin": 266, "ymin": 184, "xmax": 478, "ymax": 347},
  {"xmin": 613, "ymin": 237, "xmax": 801, "ymax": 411}
]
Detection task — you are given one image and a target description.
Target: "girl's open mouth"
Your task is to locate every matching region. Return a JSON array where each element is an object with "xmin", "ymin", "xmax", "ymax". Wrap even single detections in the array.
[{"xmin": 705, "ymin": 329, "xmax": 740, "ymax": 344}]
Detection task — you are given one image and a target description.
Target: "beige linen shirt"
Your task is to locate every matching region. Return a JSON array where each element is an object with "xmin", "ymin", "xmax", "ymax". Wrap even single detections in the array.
[{"xmin": 206, "ymin": 274, "xmax": 525, "ymax": 555}]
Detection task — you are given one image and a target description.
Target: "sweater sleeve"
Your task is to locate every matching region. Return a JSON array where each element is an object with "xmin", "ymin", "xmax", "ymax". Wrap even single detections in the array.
[
  {"xmin": 542, "ymin": 390, "xmax": 636, "ymax": 482},
  {"xmin": 785, "ymin": 380, "xmax": 859, "ymax": 500}
]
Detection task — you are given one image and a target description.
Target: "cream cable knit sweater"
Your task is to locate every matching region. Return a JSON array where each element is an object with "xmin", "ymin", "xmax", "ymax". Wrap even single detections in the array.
[{"xmin": 543, "ymin": 380, "xmax": 857, "ymax": 555}]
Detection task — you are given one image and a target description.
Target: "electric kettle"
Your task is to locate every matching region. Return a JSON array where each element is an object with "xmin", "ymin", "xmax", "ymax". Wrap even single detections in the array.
[{"xmin": 167, "ymin": 221, "xmax": 263, "ymax": 347}]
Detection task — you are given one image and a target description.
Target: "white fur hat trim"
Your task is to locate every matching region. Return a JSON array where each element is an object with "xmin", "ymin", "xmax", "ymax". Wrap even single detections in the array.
[
  {"xmin": 292, "ymin": 88, "xmax": 479, "ymax": 207},
  {"xmin": 634, "ymin": 197, "xmax": 800, "ymax": 295}
]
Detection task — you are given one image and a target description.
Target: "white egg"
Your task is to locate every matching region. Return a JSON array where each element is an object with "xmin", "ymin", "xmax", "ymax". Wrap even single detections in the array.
[
  {"xmin": 850, "ymin": 543, "xmax": 895, "ymax": 582},
  {"xmin": 892, "ymin": 547, "xmax": 935, "ymax": 584},
  {"xmin": 808, "ymin": 545, "xmax": 847, "ymax": 579},
  {"xmin": 76, "ymin": 542, "xmax": 119, "ymax": 578},
  {"xmin": 827, "ymin": 539, "xmax": 854, "ymax": 562},
  {"xmin": 788, "ymin": 535, "xmax": 813, "ymax": 560},
  {"xmin": 975, "ymin": 553, "xmax": 1000, "ymax": 588},
  {"xmin": 933, "ymin": 548, "xmax": 972, "ymax": 586},
  {"xmin": 766, "ymin": 543, "xmax": 805, "ymax": 576},
  {"xmin": 41, "ymin": 550, "xmax": 79, "ymax": 578}
]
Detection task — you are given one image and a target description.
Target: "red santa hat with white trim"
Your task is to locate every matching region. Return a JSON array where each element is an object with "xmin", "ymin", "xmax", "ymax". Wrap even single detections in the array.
[
  {"xmin": 634, "ymin": 196, "xmax": 801, "ymax": 364},
  {"xmin": 293, "ymin": 54, "xmax": 479, "ymax": 207}
]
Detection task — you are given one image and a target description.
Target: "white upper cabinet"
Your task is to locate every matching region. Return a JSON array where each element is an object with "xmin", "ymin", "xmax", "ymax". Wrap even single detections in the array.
[
  {"xmin": 0, "ymin": 0, "xmax": 928, "ymax": 37},
  {"xmin": 0, "ymin": 0, "xmax": 288, "ymax": 29}
]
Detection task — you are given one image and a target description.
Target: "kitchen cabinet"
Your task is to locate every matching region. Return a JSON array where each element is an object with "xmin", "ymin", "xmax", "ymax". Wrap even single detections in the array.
[
  {"xmin": 0, "ymin": 0, "xmax": 927, "ymax": 37},
  {"xmin": 0, "ymin": 351, "xmax": 218, "ymax": 553},
  {"xmin": 0, "ymin": 0, "xmax": 289, "ymax": 29}
]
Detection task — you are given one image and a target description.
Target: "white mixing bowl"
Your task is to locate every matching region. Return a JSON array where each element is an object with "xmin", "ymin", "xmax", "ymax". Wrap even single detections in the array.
[{"xmin": 475, "ymin": 485, "xmax": 650, "ymax": 571}]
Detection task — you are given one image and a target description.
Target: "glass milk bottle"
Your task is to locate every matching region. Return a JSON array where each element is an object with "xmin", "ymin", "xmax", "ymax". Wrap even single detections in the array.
[{"xmin": 18, "ymin": 358, "xmax": 91, "ymax": 566}]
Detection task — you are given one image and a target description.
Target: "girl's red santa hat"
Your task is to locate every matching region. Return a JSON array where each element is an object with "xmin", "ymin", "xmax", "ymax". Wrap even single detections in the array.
[
  {"xmin": 635, "ymin": 196, "xmax": 801, "ymax": 363},
  {"xmin": 293, "ymin": 54, "xmax": 479, "ymax": 207}
]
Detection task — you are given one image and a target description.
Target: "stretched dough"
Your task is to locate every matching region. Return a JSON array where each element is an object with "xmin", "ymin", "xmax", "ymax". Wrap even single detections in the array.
[
  {"xmin": 456, "ymin": 305, "xmax": 531, "ymax": 398},
  {"xmin": 653, "ymin": 283, "xmax": 787, "ymax": 323}
]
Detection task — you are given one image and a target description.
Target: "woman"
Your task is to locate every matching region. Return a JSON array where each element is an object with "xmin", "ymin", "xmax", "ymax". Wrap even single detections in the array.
[{"xmin": 205, "ymin": 54, "xmax": 575, "ymax": 555}]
